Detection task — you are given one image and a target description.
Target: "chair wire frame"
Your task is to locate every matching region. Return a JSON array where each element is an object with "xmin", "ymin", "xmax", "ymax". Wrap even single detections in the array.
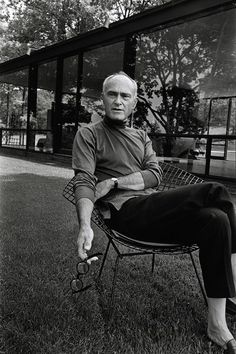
[{"xmin": 63, "ymin": 161, "xmax": 208, "ymax": 310}]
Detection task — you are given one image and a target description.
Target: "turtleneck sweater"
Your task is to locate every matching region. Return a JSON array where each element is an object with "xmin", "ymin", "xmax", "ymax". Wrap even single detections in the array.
[{"xmin": 72, "ymin": 116, "xmax": 163, "ymax": 212}]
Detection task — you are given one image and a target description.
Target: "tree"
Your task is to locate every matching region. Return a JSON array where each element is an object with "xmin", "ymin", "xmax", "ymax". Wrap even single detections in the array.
[
  {"xmin": 0, "ymin": 0, "xmax": 107, "ymax": 60},
  {"xmin": 133, "ymin": 10, "xmax": 236, "ymax": 155},
  {"xmin": 91, "ymin": 0, "xmax": 167, "ymax": 21},
  {"xmin": 0, "ymin": 0, "xmax": 169, "ymax": 61}
]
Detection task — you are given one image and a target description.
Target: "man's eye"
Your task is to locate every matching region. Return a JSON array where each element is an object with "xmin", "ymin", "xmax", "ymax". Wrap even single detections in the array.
[{"xmin": 122, "ymin": 95, "xmax": 131, "ymax": 100}]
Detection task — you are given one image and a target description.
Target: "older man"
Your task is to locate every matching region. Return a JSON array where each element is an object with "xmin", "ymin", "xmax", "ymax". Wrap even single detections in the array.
[{"xmin": 72, "ymin": 72, "xmax": 236, "ymax": 353}]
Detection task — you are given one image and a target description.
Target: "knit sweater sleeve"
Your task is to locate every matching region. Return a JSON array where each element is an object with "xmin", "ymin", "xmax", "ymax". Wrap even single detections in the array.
[
  {"xmin": 72, "ymin": 127, "xmax": 98, "ymax": 203},
  {"xmin": 140, "ymin": 132, "xmax": 163, "ymax": 188}
]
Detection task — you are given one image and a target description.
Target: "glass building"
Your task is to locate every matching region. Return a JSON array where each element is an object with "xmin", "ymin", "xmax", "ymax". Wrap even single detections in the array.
[{"xmin": 0, "ymin": 0, "xmax": 235, "ymax": 181}]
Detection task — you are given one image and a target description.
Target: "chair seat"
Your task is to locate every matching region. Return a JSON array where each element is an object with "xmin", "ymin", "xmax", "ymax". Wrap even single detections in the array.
[{"xmin": 110, "ymin": 229, "xmax": 199, "ymax": 254}]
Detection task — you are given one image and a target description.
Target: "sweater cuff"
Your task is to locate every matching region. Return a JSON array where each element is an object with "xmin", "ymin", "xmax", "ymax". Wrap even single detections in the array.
[
  {"xmin": 140, "ymin": 170, "xmax": 160, "ymax": 188},
  {"xmin": 73, "ymin": 185, "xmax": 95, "ymax": 203}
]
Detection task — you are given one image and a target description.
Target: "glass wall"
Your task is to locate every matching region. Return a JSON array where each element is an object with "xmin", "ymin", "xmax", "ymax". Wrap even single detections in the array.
[
  {"xmin": 30, "ymin": 60, "xmax": 57, "ymax": 152},
  {"xmin": 0, "ymin": 3, "xmax": 234, "ymax": 180},
  {"xmin": 80, "ymin": 41, "xmax": 125, "ymax": 127},
  {"xmin": 135, "ymin": 7, "xmax": 236, "ymax": 179},
  {"xmin": 0, "ymin": 69, "xmax": 28, "ymax": 149}
]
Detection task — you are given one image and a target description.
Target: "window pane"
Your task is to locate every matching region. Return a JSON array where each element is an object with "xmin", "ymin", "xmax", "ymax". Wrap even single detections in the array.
[
  {"xmin": 135, "ymin": 8, "xmax": 236, "ymax": 139},
  {"xmin": 32, "ymin": 61, "xmax": 56, "ymax": 152},
  {"xmin": 209, "ymin": 138, "xmax": 236, "ymax": 179},
  {"xmin": 61, "ymin": 94, "xmax": 77, "ymax": 152},
  {"xmin": 60, "ymin": 55, "xmax": 79, "ymax": 152},
  {"xmin": 208, "ymin": 98, "xmax": 229, "ymax": 135},
  {"xmin": 0, "ymin": 69, "xmax": 28, "ymax": 129},
  {"xmin": 135, "ymin": 8, "xmax": 236, "ymax": 179},
  {"xmin": 37, "ymin": 61, "xmax": 57, "ymax": 91},
  {"xmin": 62, "ymin": 56, "xmax": 78, "ymax": 94},
  {"xmin": 0, "ymin": 69, "xmax": 28, "ymax": 150}
]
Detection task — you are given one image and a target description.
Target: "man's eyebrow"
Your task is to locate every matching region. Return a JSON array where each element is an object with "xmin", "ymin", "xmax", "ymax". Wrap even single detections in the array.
[{"xmin": 107, "ymin": 90, "xmax": 132, "ymax": 96}]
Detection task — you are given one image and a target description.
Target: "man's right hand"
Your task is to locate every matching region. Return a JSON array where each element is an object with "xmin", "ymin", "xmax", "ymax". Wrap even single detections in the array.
[{"xmin": 77, "ymin": 225, "xmax": 94, "ymax": 260}]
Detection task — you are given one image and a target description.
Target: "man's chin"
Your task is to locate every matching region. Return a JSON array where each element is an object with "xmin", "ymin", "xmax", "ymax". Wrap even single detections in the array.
[{"xmin": 109, "ymin": 115, "xmax": 127, "ymax": 122}]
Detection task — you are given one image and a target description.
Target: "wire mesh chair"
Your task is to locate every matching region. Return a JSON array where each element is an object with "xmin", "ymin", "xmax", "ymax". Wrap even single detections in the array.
[{"xmin": 63, "ymin": 161, "xmax": 208, "ymax": 311}]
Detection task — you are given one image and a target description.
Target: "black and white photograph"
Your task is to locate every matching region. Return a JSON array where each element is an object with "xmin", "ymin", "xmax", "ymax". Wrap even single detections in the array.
[{"xmin": 0, "ymin": 1, "xmax": 236, "ymax": 353}]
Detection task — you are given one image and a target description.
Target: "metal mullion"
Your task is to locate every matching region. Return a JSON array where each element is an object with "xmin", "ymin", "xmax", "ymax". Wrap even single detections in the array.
[
  {"xmin": 224, "ymin": 97, "xmax": 232, "ymax": 159},
  {"xmin": 26, "ymin": 65, "xmax": 37, "ymax": 152}
]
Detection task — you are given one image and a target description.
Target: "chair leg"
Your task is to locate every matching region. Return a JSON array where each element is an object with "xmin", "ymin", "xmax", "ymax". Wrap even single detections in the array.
[
  {"xmin": 189, "ymin": 251, "xmax": 208, "ymax": 307},
  {"xmin": 152, "ymin": 253, "xmax": 155, "ymax": 273},
  {"xmin": 108, "ymin": 254, "xmax": 120, "ymax": 316},
  {"xmin": 98, "ymin": 240, "xmax": 111, "ymax": 279}
]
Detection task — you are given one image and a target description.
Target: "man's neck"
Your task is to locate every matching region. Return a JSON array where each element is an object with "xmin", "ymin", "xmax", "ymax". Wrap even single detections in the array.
[{"xmin": 104, "ymin": 115, "xmax": 128, "ymax": 128}]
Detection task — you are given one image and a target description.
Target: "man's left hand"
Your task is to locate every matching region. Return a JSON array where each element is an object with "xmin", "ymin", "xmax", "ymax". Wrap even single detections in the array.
[{"xmin": 95, "ymin": 179, "xmax": 113, "ymax": 201}]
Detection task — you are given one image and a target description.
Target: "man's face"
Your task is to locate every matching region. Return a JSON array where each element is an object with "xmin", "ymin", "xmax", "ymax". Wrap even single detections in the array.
[{"xmin": 102, "ymin": 75, "xmax": 137, "ymax": 123}]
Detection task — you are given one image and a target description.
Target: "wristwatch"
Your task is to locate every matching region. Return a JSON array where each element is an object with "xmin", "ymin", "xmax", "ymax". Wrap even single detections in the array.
[{"xmin": 111, "ymin": 177, "xmax": 118, "ymax": 189}]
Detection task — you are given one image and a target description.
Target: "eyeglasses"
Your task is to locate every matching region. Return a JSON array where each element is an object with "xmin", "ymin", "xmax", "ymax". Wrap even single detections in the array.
[{"xmin": 70, "ymin": 253, "xmax": 102, "ymax": 293}]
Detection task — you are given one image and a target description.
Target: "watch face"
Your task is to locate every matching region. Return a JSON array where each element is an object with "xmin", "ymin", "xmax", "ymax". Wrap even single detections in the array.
[{"xmin": 111, "ymin": 178, "xmax": 118, "ymax": 188}]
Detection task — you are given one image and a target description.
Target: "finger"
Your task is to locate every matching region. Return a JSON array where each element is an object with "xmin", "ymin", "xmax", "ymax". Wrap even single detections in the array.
[
  {"xmin": 84, "ymin": 238, "xmax": 92, "ymax": 251},
  {"xmin": 84, "ymin": 230, "xmax": 93, "ymax": 251},
  {"xmin": 78, "ymin": 248, "xmax": 87, "ymax": 260},
  {"xmin": 77, "ymin": 239, "xmax": 87, "ymax": 260},
  {"xmin": 87, "ymin": 256, "xmax": 98, "ymax": 265}
]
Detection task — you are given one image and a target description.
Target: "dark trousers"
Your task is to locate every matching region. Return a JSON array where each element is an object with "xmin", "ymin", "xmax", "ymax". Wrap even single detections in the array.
[{"xmin": 109, "ymin": 182, "xmax": 236, "ymax": 298}]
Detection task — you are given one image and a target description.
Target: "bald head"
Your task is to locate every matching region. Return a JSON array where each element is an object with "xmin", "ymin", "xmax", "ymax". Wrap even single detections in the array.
[{"xmin": 102, "ymin": 72, "xmax": 137, "ymax": 98}]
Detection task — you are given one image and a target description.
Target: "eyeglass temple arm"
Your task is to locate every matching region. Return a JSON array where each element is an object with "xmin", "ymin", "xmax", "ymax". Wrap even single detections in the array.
[{"xmin": 86, "ymin": 252, "xmax": 103, "ymax": 261}]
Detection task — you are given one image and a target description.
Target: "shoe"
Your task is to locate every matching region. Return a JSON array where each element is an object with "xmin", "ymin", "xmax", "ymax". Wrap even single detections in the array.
[
  {"xmin": 226, "ymin": 299, "xmax": 236, "ymax": 316},
  {"xmin": 224, "ymin": 339, "xmax": 236, "ymax": 354}
]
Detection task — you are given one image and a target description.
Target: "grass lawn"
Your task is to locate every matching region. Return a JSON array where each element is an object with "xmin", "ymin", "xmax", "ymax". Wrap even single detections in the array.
[{"xmin": 0, "ymin": 154, "xmax": 235, "ymax": 353}]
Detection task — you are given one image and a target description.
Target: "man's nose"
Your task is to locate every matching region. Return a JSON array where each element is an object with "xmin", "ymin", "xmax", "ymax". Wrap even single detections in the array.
[{"xmin": 114, "ymin": 94, "xmax": 122, "ymax": 104}]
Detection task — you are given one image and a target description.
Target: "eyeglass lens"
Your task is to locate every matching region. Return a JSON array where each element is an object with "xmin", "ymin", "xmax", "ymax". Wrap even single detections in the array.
[
  {"xmin": 70, "ymin": 278, "xmax": 83, "ymax": 292},
  {"xmin": 77, "ymin": 262, "xmax": 89, "ymax": 274}
]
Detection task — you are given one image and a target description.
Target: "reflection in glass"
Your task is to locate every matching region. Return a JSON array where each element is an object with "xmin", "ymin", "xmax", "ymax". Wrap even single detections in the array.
[
  {"xmin": 135, "ymin": 8, "xmax": 236, "ymax": 164},
  {"xmin": 209, "ymin": 138, "xmax": 236, "ymax": 179},
  {"xmin": 0, "ymin": 70, "xmax": 28, "ymax": 129},
  {"xmin": 156, "ymin": 136, "xmax": 207, "ymax": 175},
  {"xmin": 62, "ymin": 56, "xmax": 78, "ymax": 94},
  {"xmin": 32, "ymin": 61, "xmax": 57, "ymax": 152},
  {"xmin": 61, "ymin": 94, "xmax": 77, "ymax": 151},
  {"xmin": 60, "ymin": 55, "xmax": 79, "ymax": 152},
  {"xmin": 208, "ymin": 99, "xmax": 228, "ymax": 135},
  {"xmin": 81, "ymin": 42, "xmax": 124, "ymax": 127}
]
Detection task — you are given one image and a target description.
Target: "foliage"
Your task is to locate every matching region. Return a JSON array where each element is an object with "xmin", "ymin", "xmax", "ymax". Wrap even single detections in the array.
[
  {"xmin": 0, "ymin": 83, "xmax": 27, "ymax": 128},
  {"xmin": 0, "ymin": 0, "xmax": 102, "ymax": 61},
  {"xmin": 91, "ymin": 0, "xmax": 168, "ymax": 20},
  {"xmin": 0, "ymin": 0, "xmax": 169, "ymax": 62}
]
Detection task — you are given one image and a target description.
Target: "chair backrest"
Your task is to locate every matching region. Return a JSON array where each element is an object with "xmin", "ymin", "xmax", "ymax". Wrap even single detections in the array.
[
  {"xmin": 62, "ymin": 162, "xmax": 203, "ymax": 254},
  {"xmin": 158, "ymin": 161, "xmax": 204, "ymax": 191}
]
